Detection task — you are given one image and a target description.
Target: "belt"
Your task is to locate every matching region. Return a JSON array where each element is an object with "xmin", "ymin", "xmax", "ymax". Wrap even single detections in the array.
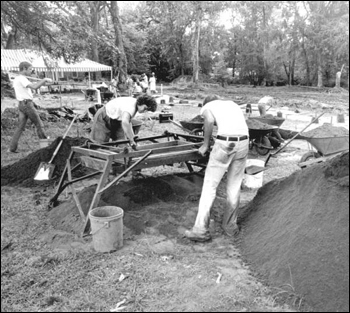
[{"xmin": 216, "ymin": 135, "xmax": 248, "ymax": 142}]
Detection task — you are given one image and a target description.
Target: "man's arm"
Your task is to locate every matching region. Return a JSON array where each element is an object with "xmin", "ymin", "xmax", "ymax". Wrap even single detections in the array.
[
  {"xmin": 198, "ymin": 109, "xmax": 215, "ymax": 156},
  {"xmin": 27, "ymin": 78, "xmax": 52, "ymax": 90},
  {"xmin": 121, "ymin": 112, "xmax": 136, "ymax": 147}
]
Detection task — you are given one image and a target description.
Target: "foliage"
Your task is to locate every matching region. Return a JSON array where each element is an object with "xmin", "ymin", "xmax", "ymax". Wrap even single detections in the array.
[{"xmin": 1, "ymin": 1, "xmax": 349, "ymax": 87}]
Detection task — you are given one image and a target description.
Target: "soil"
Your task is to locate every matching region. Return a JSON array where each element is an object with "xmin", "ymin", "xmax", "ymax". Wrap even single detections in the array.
[
  {"xmin": 189, "ymin": 115, "xmax": 205, "ymax": 123},
  {"xmin": 263, "ymin": 114, "xmax": 285, "ymax": 120},
  {"xmin": 246, "ymin": 118, "xmax": 274, "ymax": 130},
  {"xmin": 1, "ymin": 85, "xmax": 349, "ymax": 312},
  {"xmin": 238, "ymin": 152, "xmax": 349, "ymax": 312},
  {"xmin": 1, "ymin": 137, "xmax": 88, "ymax": 187},
  {"xmin": 302, "ymin": 123, "xmax": 349, "ymax": 138}
]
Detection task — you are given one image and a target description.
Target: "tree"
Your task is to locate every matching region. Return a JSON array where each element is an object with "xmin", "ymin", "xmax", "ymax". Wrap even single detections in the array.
[{"xmin": 107, "ymin": 1, "xmax": 127, "ymax": 83}]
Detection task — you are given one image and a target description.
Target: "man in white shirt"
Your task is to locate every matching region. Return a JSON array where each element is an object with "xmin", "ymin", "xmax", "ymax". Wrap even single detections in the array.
[
  {"xmin": 185, "ymin": 95, "xmax": 249, "ymax": 242},
  {"xmin": 9, "ymin": 61, "xmax": 52, "ymax": 153},
  {"xmin": 90, "ymin": 94, "xmax": 157, "ymax": 148}
]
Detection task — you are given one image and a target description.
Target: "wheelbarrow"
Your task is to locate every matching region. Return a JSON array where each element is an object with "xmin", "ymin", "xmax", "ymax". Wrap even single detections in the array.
[
  {"xmin": 299, "ymin": 135, "xmax": 349, "ymax": 163},
  {"xmin": 248, "ymin": 116, "xmax": 285, "ymax": 127},
  {"xmin": 248, "ymin": 126, "xmax": 279, "ymax": 156},
  {"xmin": 164, "ymin": 119, "xmax": 204, "ymax": 136},
  {"xmin": 178, "ymin": 120, "xmax": 204, "ymax": 135},
  {"xmin": 245, "ymin": 112, "xmax": 326, "ymax": 175}
]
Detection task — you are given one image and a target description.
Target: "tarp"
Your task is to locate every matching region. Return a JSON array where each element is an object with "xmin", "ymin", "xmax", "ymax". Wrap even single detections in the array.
[{"xmin": 1, "ymin": 49, "xmax": 112, "ymax": 72}]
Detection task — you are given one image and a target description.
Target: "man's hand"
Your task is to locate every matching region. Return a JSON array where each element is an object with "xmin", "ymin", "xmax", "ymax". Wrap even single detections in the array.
[
  {"xmin": 129, "ymin": 141, "xmax": 138, "ymax": 151},
  {"xmin": 44, "ymin": 78, "xmax": 53, "ymax": 84},
  {"xmin": 198, "ymin": 144, "xmax": 209, "ymax": 157}
]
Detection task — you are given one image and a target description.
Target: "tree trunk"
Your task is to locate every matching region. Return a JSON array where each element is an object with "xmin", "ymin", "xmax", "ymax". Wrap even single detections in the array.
[
  {"xmin": 301, "ymin": 36, "xmax": 310, "ymax": 86},
  {"xmin": 109, "ymin": 2, "xmax": 128, "ymax": 84},
  {"xmin": 317, "ymin": 51, "xmax": 323, "ymax": 88},
  {"xmin": 5, "ymin": 28, "xmax": 17, "ymax": 49},
  {"xmin": 283, "ymin": 62, "xmax": 290, "ymax": 85},
  {"xmin": 192, "ymin": 10, "xmax": 201, "ymax": 85}
]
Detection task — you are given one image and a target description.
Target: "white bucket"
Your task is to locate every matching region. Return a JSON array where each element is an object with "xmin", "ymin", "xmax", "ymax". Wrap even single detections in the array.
[
  {"xmin": 242, "ymin": 159, "xmax": 264, "ymax": 189},
  {"xmin": 89, "ymin": 206, "xmax": 124, "ymax": 252}
]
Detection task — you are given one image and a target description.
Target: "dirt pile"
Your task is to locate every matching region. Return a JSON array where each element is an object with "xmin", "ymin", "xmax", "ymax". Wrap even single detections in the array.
[
  {"xmin": 1, "ymin": 136, "xmax": 88, "ymax": 187},
  {"xmin": 302, "ymin": 123, "xmax": 349, "ymax": 138},
  {"xmin": 238, "ymin": 152, "xmax": 349, "ymax": 312},
  {"xmin": 189, "ymin": 115, "xmax": 204, "ymax": 123},
  {"xmin": 246, "ymin": 118, "xmax": 273, "ymax": 130},
  {"xmin": 263, "ymin": 114, "xmax": 284, "ymax": 120}
]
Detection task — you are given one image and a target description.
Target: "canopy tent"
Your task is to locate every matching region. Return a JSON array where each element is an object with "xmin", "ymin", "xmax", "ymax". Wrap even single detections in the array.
[{"xmin": 1, "ymin": 49, "xmax": 112, "ymax": 74}]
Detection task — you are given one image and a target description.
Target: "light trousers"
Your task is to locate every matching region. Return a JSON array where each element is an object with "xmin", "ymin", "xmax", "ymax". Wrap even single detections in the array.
[{"xmin": 194, "ymin": 138, "xmax": 249, "ymax": 230}]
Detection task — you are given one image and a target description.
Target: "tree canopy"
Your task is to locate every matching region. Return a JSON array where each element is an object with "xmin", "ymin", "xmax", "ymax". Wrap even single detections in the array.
[{"xmin": 1, "ymin": 1, "xmax": 349, "ymax": 87}]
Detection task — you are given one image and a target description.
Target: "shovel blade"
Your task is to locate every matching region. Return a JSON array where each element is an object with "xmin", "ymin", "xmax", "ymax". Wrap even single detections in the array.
[
  {"xmin": 245, "ymin": 165, "xmax": 267, "ymax": 175},
  {"xmin": 34, "ymin": 162, "xmax": 55, "ymax": 181}
]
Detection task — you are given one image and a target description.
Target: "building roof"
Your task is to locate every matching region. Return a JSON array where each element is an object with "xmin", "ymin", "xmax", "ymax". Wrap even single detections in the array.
[{"xmin": 1, "ymin": 49, "xmax": 112, "ymax": 72}]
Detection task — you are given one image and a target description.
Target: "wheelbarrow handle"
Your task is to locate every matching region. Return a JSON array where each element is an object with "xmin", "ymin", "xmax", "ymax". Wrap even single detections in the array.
[{"xmin": 264, "ymin": 112, "xmax": 325, "ymax": 167}]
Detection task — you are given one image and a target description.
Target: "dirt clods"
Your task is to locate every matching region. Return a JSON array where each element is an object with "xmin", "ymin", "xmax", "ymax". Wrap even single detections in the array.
[{"xmin": 238, "ymin": 151, "xmax": 349, "ymax": 312}]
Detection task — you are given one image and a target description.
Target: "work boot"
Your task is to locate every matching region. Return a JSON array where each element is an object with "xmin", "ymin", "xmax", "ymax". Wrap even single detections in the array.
[
  {"xmin": 184, "ymin": 227, "xmax": 211, "ymax": 242},
  {"xmin": 7, "ymin": 149, "xmax": 19, "ymax": 153},
  {"xmin": 222, "ymin": 222, "xmax": 240, "ymax": 238}
]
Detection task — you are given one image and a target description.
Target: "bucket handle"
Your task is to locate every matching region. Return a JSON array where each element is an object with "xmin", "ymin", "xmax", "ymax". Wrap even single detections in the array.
[{"xmin": 90, "ymin": 221, "xmax": 110, "ymax": 236}]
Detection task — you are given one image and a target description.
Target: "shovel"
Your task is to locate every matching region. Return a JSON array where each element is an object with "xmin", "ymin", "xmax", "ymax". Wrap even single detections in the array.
[
  {"xmin": 34, "ymin": 114, "xmax": 78, "ymax": 181},
  {"xmin": 245, "ymin": 112, "xmax": 325, "ymax": 175}
]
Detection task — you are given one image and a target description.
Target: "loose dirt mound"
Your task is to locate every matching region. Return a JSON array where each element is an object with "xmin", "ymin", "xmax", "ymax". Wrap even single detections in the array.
[
  {"xmin": 1, "ymin": 137, "xmax": 88, "ymax": 187},
  {"xmin": 189, "ymin": 115, "xmax": 204, "ymax": 123},
  {"xmin": 238, "ymin": 152, "xmax": 349, "ymax": 312},
  {"xmin": 246, "ymin": 118, "xmax": 273, "ymax": 130},
  {"xmin": 302, "ymin": 123, "xmax": 349, "ymax": 138}
]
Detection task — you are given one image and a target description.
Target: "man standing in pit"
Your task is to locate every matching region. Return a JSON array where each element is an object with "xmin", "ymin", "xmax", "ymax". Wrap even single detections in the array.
[{"xmin": 185, "ymin": 95, "xmax": 249, "ymax": 242}]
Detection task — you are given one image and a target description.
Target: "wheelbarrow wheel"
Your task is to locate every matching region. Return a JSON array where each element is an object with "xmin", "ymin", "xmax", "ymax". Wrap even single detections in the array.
[
  {"xmin": 254, "ymin": 136, "xmax": 271, "ymax": 156},
  {"xmin": 190, "ymin": 128, "xmax": 203, "ymax": 136},
  {"xmin": 300, "ymin": 151, "xmax": 321, "ymax": 163}
]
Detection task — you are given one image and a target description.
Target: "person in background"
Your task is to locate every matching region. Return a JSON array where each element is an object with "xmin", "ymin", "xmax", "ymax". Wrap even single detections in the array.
[
  {"xmin": 142, "ymin": 73, "xmax": 148, "ymax": 85},
  {"xmin": 90, "ymin": 94, "xmax": 157, "ymax": 149},
  {"xmin": 110, "ymin": 76, "xmax": 118, "ymax": 97},
  {"xmin": 133, "ymin": 80, "xmax": 143, "ymax": 94},
  {"xmin": 185, "ymin": 95, "xmax": 249, "ymax": 242},
  {"xmin": 257, "ymin": 95, "xmax": 284, "ymax": 143},
  {"xmin": 8, "ymin": 61, "xmax": 52, "ymax": 153},
  {"xmin": 140, "ymin": 73, "xmax": 149, "ymax": 93},
  {"xmin": 126, "ymin": 76, "xmax": 134, "ymax": 96},
  {"xmin": 149, "ymin": 72, "xmax": 157, "ymax": 94}
]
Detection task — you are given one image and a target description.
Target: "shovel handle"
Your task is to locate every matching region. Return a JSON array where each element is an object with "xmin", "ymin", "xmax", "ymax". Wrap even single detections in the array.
[{"xmin": 48, "ymin": 114, "xmax": 78, "ymax": 164}]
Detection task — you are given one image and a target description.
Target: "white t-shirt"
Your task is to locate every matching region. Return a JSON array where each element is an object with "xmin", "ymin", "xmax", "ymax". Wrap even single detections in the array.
[
  {"xmin": 105, "ymin": 97, "xmax": 137, "ymax": 120},
  {"xmin": 13, "ymin": 75, "xmax": 33, "ymax": 101},
  {"xmin": 258, "ymin": 96, "xmax": 275, "ymax": 105},
  {"xmin": 200, "ymin": 100, "xmax": 248, "ymax": 136}
]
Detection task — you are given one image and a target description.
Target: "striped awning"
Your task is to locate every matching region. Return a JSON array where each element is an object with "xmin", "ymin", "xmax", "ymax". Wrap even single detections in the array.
[{"xmin": 1, "ymin": 49, "xmax": 112, "ymax": 72}]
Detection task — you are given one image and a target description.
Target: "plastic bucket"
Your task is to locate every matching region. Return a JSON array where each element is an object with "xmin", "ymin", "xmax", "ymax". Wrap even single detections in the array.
[
  {"xmin": 242, "ymin": 159, "xmax": 265, "ymax": 189},
  {"xmin": 89, "ymin": 206, "xmax": 124, "ymax": 252}
]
